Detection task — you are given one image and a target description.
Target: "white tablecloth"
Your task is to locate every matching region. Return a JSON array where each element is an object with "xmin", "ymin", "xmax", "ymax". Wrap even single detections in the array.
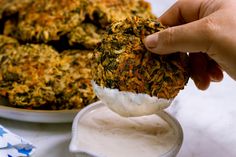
[{"xmin": 0, "ymin": 119, "xmax": 73, "ymax": 157}]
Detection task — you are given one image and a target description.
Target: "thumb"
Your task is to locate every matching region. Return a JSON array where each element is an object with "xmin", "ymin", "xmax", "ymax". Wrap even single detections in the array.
[{"xmin": 144, "ymin": 18, "xmax": 213, "ymax": 54}]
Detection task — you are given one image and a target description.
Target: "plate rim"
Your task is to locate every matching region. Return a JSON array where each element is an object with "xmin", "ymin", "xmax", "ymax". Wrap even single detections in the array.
[
  {"xmin": 0, "ymin": 103, "xmax": 83, "ymax": 123},
  {"xmin": 0, "ymin": 104, "xmax": 80, "ymax": 114}
]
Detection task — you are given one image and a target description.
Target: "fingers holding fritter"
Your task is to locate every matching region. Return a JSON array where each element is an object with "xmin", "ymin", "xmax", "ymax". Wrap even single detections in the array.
[{"xmin": 93, "ymin": 17, "xmax": 189, "ymax": 99}]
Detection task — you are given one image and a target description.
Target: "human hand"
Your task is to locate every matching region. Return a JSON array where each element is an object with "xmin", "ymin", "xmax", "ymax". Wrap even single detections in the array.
[{"xmin": 144, "ymin": 0, "xmax": 236, "ymax": 90}]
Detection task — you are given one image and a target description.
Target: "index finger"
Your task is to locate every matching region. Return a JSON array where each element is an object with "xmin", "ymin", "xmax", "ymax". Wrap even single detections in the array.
[{"xmin": 158, "ymin": 0, "xmax": 204, "ymax": 26}]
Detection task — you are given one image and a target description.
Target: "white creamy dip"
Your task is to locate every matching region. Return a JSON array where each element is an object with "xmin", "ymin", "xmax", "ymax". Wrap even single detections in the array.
[{"xmin": 76, "ymin": 105, "xmax": 177, "ymax": 157}]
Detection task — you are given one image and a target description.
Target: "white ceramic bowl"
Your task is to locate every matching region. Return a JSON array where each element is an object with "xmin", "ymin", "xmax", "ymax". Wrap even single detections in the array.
[{"xmin": 69, "ymin": 101, "xmax": 183, "ymax": 157}]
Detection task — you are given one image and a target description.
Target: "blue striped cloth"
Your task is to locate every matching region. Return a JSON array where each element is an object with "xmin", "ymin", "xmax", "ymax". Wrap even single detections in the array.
[{"xmin": 0, "ymin": 125, "xmax": 36, "ymax": 157}]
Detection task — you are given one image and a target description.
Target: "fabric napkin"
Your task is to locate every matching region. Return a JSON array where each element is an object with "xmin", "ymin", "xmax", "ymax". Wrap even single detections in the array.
[{"xmin": 0, "ymin": 125, "xmax": 36, "ymax": 157}]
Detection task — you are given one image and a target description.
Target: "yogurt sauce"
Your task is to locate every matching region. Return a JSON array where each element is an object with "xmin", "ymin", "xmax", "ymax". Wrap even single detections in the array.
[{"xmin": 76, "ymin": 105, "xmax": 177, "ymax": 157}]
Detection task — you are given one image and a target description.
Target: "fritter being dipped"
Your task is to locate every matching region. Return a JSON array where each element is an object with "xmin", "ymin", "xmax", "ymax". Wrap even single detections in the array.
[{"xmin": 93, "ymin": 17, "xmax": 189, "ymax": 116}]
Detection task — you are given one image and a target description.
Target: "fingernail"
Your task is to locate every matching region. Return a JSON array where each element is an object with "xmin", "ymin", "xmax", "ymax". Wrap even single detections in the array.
[
  {"xmin": 144, "ymin": 34, "xmax": 159, "ymax": 49},
  {"xmin": 193, "ymin": 75, "xmax": 210, "ymax": 90}
]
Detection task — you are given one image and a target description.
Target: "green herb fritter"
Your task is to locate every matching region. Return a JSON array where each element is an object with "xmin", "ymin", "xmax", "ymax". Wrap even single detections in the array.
[
  {"xmin": 58, "ymin": 50, "xmax": 97, "ymax": 109},
  {"xmin": 86, "ymin": 0, "xmax": 156, "ymax": 28},
  {"xmin": 0, "ymin": 35, "xmax": 19, "ymax": 51},
  {"xmin": 93, "ymin": 17, "xmax": 189, "ymax": 99},
  {"xmin": 0, "ymin": 44, "xmax": 62, "ymax": 109},
  {"xmin": 9, "ymin": 0, "xmax": 88, "ymax": 42},
  {"xmin": 0, "ymin": 0, "xmax": 33, "ymax": 35},
  {"xmin": 68, "ymin": 23, "xmax": 105, "ymax": 49},
  {"xmin": 0, "ymin": 0, "xmax": 33, "ymax": 19},
  {"xmin": 0, "ymin": 44, "xmax": 96, "ymax": 109}
]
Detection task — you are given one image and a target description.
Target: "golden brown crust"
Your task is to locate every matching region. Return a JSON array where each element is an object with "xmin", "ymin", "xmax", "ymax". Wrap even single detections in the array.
[
  {"xmin": 68, "ymin": 23, "xmax": 105, "ymax": 49},
  {"xmin": 0, "ymin": 35, "xmax": 19, "ymax": 50},
  {"xmin": 0, "ymin": 45, "xmax": 97, "ymax": 109},
  {"xmin": 14, "ymin": 0, "xmax": 88, "ymax": 42},
  {"xmin": 0, "ymin": 44, "xmax": 62, "ymax": 109},
  {"xmin": 0, "ymin": 0, "xmax": 33, "ymax": 19},
  {"xmin": 87, "ymin": 0, "xmax": 156, "ymax": 28},
  {"xmin": 0, "ymin": 0, "xmax": 33, "ymax": 34},
  {"xmin": 58, "ymin": 50, "xmax": 97, "ymax": 108}
]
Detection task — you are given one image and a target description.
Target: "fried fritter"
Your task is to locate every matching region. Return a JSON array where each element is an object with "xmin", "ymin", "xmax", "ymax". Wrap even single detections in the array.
[
  {"xmin": 0, "ymin": 44, "xmax": 62, "ymax": 109},
  {"xmin": 0, "ymin": 35, "xmax": 19, "ymax": 51},
  {"xmin": 11, "ymin": 0, "xmax": 88, "ymax": 42},
  {"xmin": 0, "ymin": 0, "xmax": 32, "ymax": 19},
  {"xmin": 87, "ymin": 0, "xmax": 156, "ymax": 28},
  {"xmin": 93, "ymin": 17, "xmax": 189, "ymax": 99},
  {"xmin": 0, "ymin": 44, "xmax": 96, "ymax": 109},
  {"xmin": 0, "ymin": 0, "xmax": 32, "ymax": 34},
  {"xmin": 0, "ymin": 35, "xmax": 19, "ymax": 76},
  {"xmin": 68, "ymin": 23, "xmax": 105, "ymax": 49},
  {"xmin": 58, "ymin": 50, "xmax": 97, "ymax": 109}
]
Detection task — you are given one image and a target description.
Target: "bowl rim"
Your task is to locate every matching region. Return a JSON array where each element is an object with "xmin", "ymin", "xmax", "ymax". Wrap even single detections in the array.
[
  {"xmin": 69, "ymin": 101, "xmax": 103, "ymax": 157},
  {"xmin": 69, "ymin": 101, "xmax": 183, "ymax": 157}
]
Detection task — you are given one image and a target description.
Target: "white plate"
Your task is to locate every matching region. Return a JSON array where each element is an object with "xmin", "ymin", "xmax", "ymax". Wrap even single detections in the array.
[{"xmin": 0, "ymin": 97, "xmax": 80, "ymax": 123}]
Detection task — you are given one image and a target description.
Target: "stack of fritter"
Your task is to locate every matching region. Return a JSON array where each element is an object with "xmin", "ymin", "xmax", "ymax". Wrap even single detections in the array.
[
  {"xmin": 1, "ymin": 0, "xmax": 155, "ymax": 49},
  {"xmin": 0, "ymin": 0, "xmax": 155, "ymax": 110}
]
